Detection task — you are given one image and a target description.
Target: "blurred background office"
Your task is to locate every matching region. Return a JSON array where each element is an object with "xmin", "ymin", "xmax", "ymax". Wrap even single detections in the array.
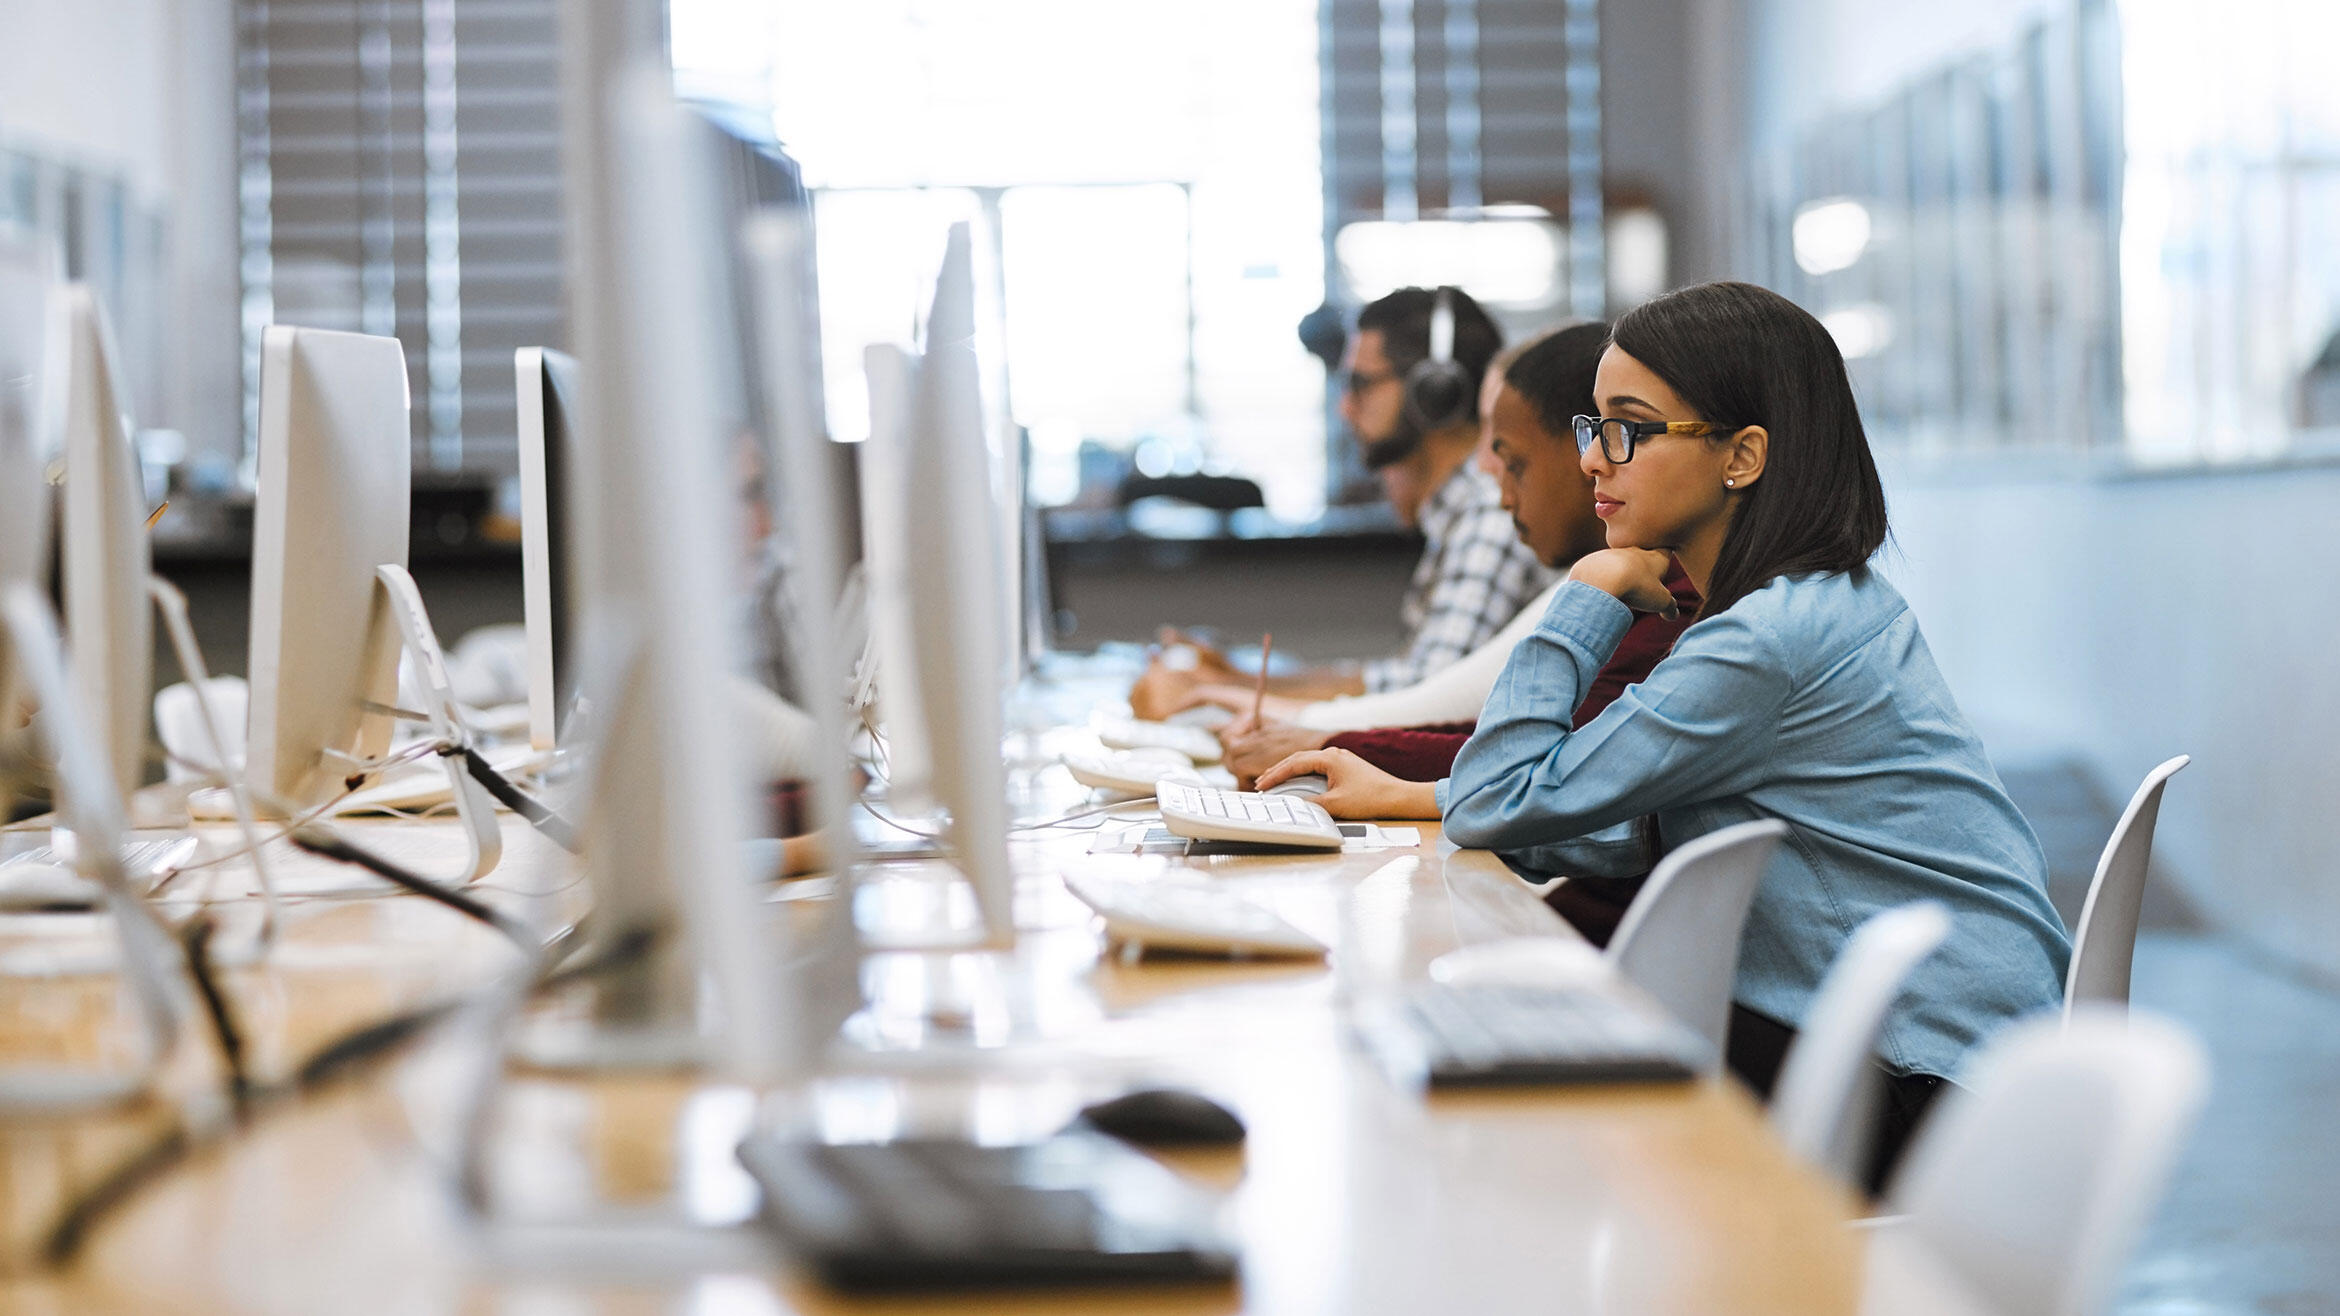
[{"xmin": 1, "ymin": 0, "xmax": 2335, "ymax": 1307}]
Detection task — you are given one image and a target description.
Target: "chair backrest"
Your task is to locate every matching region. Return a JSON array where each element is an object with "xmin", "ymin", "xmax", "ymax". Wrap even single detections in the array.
[
  {"xmin": 1884, "ymin": 1008, "xmax": 2207, "ymax": 1316},
  {"xmin": 1606, "ymin": 819, "xmax": 1788, "ymax": 1063},
  {"xmin": 1769, "ymin": 901, "xmax": 1951, "ymax": 1185},
  {"xmin": 2065, "ymin": 755, "xmax": 2189, "ymax": 1020}
]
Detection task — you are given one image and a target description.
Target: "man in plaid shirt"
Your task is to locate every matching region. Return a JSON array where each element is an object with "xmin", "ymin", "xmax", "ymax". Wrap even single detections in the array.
[
  {"xmin": 1360, "ymin": 458, "xmax": 1550, "ymax": 691},
  {"xmin": 1131, "ymin": 287, "xmax": 1554, "ymax": 714}
]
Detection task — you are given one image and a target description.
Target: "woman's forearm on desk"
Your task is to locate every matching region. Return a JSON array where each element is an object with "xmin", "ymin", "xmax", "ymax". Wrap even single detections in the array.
[{"xmin": 1443, "ymin": 582, "xmax": 1788, "ymax": 850}]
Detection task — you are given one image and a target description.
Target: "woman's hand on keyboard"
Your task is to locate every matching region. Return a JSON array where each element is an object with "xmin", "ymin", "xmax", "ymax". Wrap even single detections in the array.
[
  {"xmin": 1220, "ymin": 723, "xmax": 1330, "ymax": 787},
  {"xmin": 1255, "ymin": 748, "xmax": 1442, "ymax": 820}
]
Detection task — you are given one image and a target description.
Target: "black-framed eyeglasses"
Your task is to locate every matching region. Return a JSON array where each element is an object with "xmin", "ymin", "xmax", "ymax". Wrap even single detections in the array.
[
  {"xmin": 1571, "ymin": 415, "xmax": 1744, "ymax": 464},
  {"xmin": 1341, "ymin": 367, "xmax": 1403, "ymax": 398}
]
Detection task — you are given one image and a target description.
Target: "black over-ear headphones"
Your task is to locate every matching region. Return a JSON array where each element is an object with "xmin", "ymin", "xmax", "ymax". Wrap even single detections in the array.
[{"xmin": 1402, "ymin": 287, "xmax": 1476, "ymax": 432}]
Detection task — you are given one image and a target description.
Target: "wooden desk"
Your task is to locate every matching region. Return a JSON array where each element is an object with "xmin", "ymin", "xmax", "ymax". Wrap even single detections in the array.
[{"xmin": 0, "ymin": 800, "xmax": 1977, "ymax": 1314}]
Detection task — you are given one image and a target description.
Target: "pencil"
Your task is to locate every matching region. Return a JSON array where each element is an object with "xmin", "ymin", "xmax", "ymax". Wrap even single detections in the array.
[
  {"xmin": 143, "ymin": 501, "xmax": 169, "ymax": 531},
  {"xmin": 1249, "ymin": 633, "xmax": 1273, "ymax": 725}
]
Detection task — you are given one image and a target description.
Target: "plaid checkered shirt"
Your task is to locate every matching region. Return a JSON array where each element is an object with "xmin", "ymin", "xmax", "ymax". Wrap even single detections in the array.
[{"xmin": 1361, "ymin": 464, "xmax": 1556, "ymax": 692}]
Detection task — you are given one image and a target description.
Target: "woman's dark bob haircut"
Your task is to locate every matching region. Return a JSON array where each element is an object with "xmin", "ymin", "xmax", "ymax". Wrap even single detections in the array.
[{"xmin": 1607, "ymin": 281, "xmax": 1887, "ymax": 617}]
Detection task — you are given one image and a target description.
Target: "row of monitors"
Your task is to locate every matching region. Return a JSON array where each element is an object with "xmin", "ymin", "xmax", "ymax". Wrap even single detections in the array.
[
  {"xmin": 0, "ymin": 74, "xmax": 1022, "ymax": 1080},
  {"xmin": 4, "ymin": 241, "xmax": 1011, "ymax": 841}
]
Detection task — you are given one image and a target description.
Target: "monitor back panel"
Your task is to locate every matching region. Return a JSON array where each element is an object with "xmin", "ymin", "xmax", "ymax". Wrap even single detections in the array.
[{"xmin": 246, "ymin": 326, "xmax": 411, "ymax": 806}]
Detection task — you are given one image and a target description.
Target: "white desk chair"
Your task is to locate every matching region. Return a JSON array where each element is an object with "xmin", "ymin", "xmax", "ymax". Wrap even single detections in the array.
[
  {"xmin": 2065, "ymin": 755, "xmax": 2188, "ymax": 1022},
  {"xmin": 1607, "ymin": 819, "xmax": 1787, "ymax": 1065},
  {"xmin": 1770, "ymin": 901, "xmax": 1951, "ymax": 1187},
  {"xmin": 1879, "ymin": 1007, "xmax": 2206, "ymax": 1316}
]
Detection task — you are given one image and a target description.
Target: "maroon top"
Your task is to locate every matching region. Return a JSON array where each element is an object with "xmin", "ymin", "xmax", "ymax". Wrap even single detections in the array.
[{"xmin": 1325, "ymin": 562, "xmax": 1701, "ymax": 781}]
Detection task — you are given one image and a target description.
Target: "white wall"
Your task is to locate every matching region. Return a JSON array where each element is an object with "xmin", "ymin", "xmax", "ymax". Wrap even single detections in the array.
[
  {"xmin": 1882, "ymin": 462, "xmax": 2340, "ymax": 984},
  {"xmin": 0, "ymin": 0, "xmax": 241, "ymax": 458},
  {"xmin": 1671, "ymin": 0, "xmax": 2340, "ymax": 984}
]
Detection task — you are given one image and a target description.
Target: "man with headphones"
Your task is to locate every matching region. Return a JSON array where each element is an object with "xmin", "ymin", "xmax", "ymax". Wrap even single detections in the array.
[
  {"xmin": 1336, "ymin": 285, "xmax": 1552, "ymax": 691},
  {"xmin": 1131, "ymin": 286, "xmax": 1554, "ymax": 715}
]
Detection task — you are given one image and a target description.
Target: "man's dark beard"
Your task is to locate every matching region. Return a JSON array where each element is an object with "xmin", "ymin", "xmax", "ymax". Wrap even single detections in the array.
[{"xmin": 1357, "ymin": 415, "xmax": 1424, "ymax": 470}]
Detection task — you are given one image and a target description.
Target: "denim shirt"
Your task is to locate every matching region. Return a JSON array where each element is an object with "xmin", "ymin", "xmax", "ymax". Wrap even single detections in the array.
[{"xmin": 1437, "ymin": 570, "xmax": 2071, "ymax": 1080}]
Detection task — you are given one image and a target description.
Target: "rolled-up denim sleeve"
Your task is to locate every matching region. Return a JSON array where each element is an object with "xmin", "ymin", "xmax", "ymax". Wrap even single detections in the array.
[{"xmin": 1442, "ymin": 581, "xmax": 1792, "ymax": 851}]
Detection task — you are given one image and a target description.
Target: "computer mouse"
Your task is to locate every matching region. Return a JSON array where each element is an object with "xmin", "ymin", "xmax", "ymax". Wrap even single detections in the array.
[
  {"xmin": 1428, "ymin": 936, "xmax": 1611, "ymax": 988},
  {"xmin": 0, "ymin": 861, "xmax": 102, "ymax": 912},
  {"xmin": 1263, "ymin": 773, "xmax": 1330, "ymax": 798},
  {"xmin": 1077, "ymin": 1087, "xmax": 1246, "ymax": 1146}
]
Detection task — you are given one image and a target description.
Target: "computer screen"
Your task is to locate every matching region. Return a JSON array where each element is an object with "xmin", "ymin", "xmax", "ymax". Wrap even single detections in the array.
[
  {"xmin": 681, "ymin": 105, "xmax": 863, "ymax": 715},
  {"xmin": 540, "ymin": 63, "xmax": 784, "ymax": 1077},
  {"xmin": 244, "ymin": 325, "xmax": 411, "ymax": 808},
  {"xmin": 514, "ymin": 345, "xmax": 577, "ymax": 753},
  {"xmin": 0, "ymin": 233, "xmax": 55, "ymax": 814},
  {"xmin": 0, "ymin": 232, "xmax": 55, "ymax": 594},
  {"xmin": 900, "ymin": 222, "xmax": 1016, "ymax": 949},
  {"xmin": 51, "ymin": 286, "xmax": 153, "ymax": 798}
]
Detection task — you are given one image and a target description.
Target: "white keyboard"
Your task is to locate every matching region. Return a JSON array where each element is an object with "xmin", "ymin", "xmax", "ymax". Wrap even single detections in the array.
[
  {"xmin": 1154, "ymin": 780, "xmax": 1343, "ymax": 850},
  {"xmin": 0, "ymin": 835, "xmax": 202, "ymax": 905},
  {"xmin": 1093, "ymin": 719, "xmax": 1223, "ymax": 765},
  {"xmin": 1061, "ymin": 749, "xmax": 1204, "ymax": 798},
  {"xmin": 1064, "ymin": 875, "xmax": 1327, "ymax": 958},
  {"xmin": 1165, "ymin": 704, "xmax": 1235, "ymax": 730}
]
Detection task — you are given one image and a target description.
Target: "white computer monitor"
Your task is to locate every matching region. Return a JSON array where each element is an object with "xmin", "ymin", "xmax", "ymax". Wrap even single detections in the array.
[
  {"xmin": 857, "ymin": 342, "xmax": 933, "ymax": 808},
  {"xmin": 0, "ymin": 232, "xmax": 54, "ymax": 593},
  {"xmin": 900, "ymin": 222, "xmax": 1016, "ymax": 949},
  {"xmin": 0, "ymin": 234, "xmax": 55, "ymax": 816},
  {"xmin": 534, "ymin": 63, "xmax": 783, "ymax": 1076},
  {"xmin": 244, "ymin": 325, "xmax": 412, "ymax": 808},
  {"xmin": 514, "ymin": 345, "xmax": 578, "ymax": 753},
  {"xmin": 743, "ymin": 214, "xmax": 856, "ymax": 852},
  {"xmin": 49, "ymin": 286, "xmax": 152, "ymax": 799},
  {"xmin": 246, "ymin": 326, "xmax": 502, "ymax": 882}
]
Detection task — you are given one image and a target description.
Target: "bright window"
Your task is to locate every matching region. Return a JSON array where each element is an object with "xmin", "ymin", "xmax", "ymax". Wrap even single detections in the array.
[
  {"xmin": 2120, "ymin": 0, "xmax": 2340, "ymax": 463},
  {"xmin": 672, "ymin": 0, "xmax": 1328, "ymax": 518}
]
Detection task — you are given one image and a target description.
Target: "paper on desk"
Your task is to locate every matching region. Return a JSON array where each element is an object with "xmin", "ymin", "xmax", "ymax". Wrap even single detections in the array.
[{"xmin": 1090, "ymin": 823, "xmax": 1421, "ymax": 856}]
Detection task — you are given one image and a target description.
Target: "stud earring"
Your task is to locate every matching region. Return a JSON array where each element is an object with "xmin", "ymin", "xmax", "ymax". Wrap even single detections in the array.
[{"xmin": 1725, "ymin": 478, "xmax": 1736, "ymax": 488}]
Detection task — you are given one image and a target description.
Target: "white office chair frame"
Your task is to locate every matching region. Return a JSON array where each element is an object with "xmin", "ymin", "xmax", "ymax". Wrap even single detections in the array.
[
  {"xmin": 2064, "ymin": 755, "xmax": 2188, "ymax": 1022},
  {"xmin": 1606, "ymin": 818, "xmax": 1789, "ymax": 1064},
  {"xmin": 1769, "ymin": 901, "xmax": 1951, "ymax": 1187},
  {"xmin": 1881, "ymin": 1006, "xmax": 2207, "ymax": 1316}
]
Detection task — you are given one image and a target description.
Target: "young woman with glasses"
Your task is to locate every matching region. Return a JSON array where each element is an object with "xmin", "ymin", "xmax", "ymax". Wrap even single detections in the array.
[{"xmin": 1259, "ymin": 281, "xmax": 2071, "ymax": 1191}]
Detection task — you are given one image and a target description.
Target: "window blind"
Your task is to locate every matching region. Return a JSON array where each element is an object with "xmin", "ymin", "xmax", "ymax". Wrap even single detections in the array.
[{"xmin": 237, "ymin": 0, "xmax": 564, "ymax": 475}]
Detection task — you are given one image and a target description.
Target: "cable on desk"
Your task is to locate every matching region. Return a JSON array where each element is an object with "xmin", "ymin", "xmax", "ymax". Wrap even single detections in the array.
[
  {"xmin": 39, "ymin": 1120, "xmax": 195, "ymax": 1266},
  {"xmin": 457, "ymin": 746, "xmax": 582, "ymax": 853},
  {"xmin": 292, "ymin": 998, "xmax": 467, "ymax": 1090},
  {"xmin": 858, "ymin": 798, "xmax": 946, "ymax": 840},
  {"xmin": 157, "ymin": 783, "xmax": 366, "ymax": 873},
  {"xmin": 38, "ymin": 912, "xmax": 657, "ymax": 1266},
  {"xmin": 178, "ymin": 913, "xmax": 252, "ymax": 1117},
  {"xmin": 36, "ymin": 993, "xmax": 467, "ymax": 1266},
  {"xmin": 288, "ymin": 824, "xmax": 537, "ymax": 951},
  {"xmin": 1011, "ymin": 799, "xmax": 1161, "ymax": 833}
]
